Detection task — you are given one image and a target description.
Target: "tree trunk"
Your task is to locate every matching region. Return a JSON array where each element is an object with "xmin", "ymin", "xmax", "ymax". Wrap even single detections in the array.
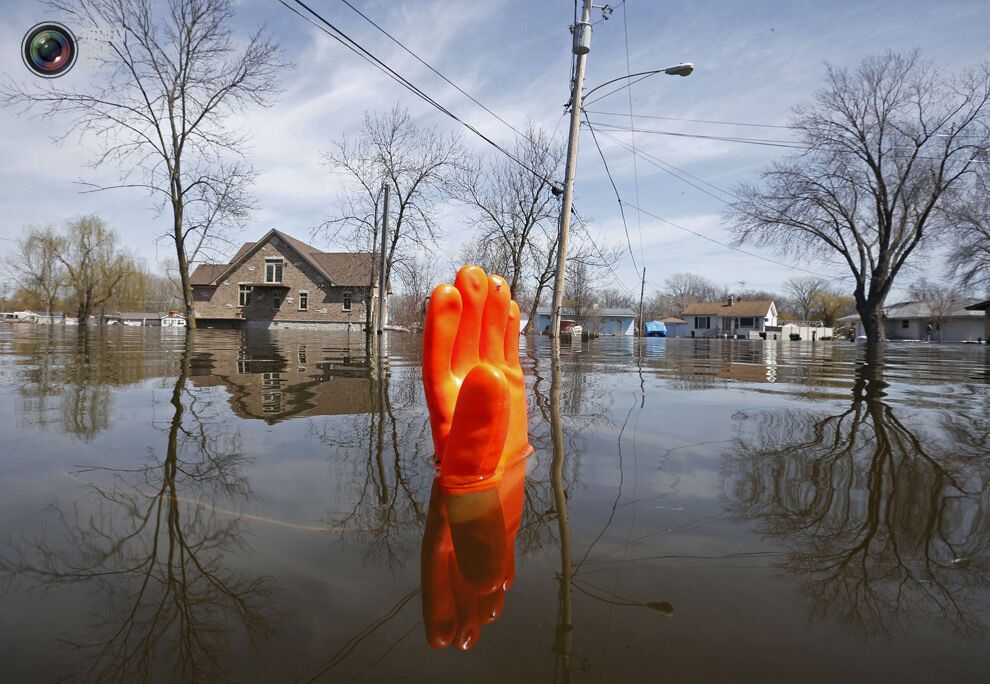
[{"xmin": 856, "ymin": 297, "xmax": 885, "ymax": 342}]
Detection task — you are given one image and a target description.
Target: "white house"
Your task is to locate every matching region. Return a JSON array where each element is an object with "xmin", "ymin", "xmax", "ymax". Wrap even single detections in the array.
[
  {"xmin": 965, "ymin": 300, "xmax": 989, "ymax": 342},
  {"xmin": 681, "ymin": 298, "xmax": 777, "ymax": 338},
  {"xmin": 534, "ymin": 307, "xmax": 637, "ymax": 336},
  {"xmin": 838, "ymin": 299, "xmax": 986, "ymax": 342}
]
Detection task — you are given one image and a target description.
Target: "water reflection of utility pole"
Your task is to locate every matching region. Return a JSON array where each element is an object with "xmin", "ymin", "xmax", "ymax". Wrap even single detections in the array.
[{"xmin": 550, "ymin": 338, "xmax": 573, "ymax": 682}]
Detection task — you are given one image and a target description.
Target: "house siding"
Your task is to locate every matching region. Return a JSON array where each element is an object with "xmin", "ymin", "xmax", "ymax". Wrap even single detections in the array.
[{"xmin": 192, "ymin": 236, "xmax": 376, "ymax": 328}]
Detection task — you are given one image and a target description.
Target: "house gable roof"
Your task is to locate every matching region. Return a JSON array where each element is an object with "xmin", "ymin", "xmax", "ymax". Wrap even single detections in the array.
[
  {"xmin": 535, "ymin": 307, "xmax": 637, "ymax": 317},
  {"xmin": 190, "ymin": 229, "xmax": 373, "ymax": 287},
  {"xmin": 682, "ymin": 299, "xmax": 774, "ymax": 317}
]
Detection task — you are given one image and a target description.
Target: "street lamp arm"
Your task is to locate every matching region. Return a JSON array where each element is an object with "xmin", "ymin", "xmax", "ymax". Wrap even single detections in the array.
[{"xmin": 582, "ymin": 63, "xmax": 694, "ymax": 105}]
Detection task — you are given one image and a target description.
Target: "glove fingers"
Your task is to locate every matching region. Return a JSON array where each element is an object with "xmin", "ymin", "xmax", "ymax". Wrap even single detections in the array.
[
  {"xmin": 450, "ymin": 266, "xmax": 488, "ymax": 379},
  {"xmin": 446, "ymin": 487, "xmax": 507, "ymax": 594},
  {"xmin": 423, "ymin": 284, "xmax": 462, "ymax": 453},
  {"xmin": 440, "ymin": 363, "xmax": 510, "ymax": 488},
  {"xmin": 480, "ymin": 274, "xmax": 510, "ymax": 367},
  {"xmin": 421, "ymin": 482, "xmax": 457, "ymax": 649},
  {"xmin": 504, "ymin": 299, "xmax": 522, "ymax": 370}
]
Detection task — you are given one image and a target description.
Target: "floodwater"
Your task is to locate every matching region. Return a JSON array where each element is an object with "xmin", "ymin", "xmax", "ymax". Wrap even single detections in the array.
[{"xmin": 1, "ymin": 325, "xmax": 988, "ymax": 683}]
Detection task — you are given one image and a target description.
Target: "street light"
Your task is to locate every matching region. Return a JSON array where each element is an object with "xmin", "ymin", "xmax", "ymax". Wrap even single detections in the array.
[
  {"xmin": 583, "ymin": 63, "xmax": 695, "ymax": 103},
  {"xmin": 548, "ymin": 54, "xmax": 694, "ymax": 342}
]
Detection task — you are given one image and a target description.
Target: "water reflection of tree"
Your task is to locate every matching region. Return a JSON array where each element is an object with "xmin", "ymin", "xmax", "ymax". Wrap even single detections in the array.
[
  {"xmin": 13, "ymin": 327, "xmax": 176, "ymax": 440},
  {"xmin": 726, "ymin": 348, "xmax": 990, "ymax": 636},
  {"xmin": 2, "ymin": 339, "xmax": 272, "ymax": 682},
  {"xmin": 312, "ymin": 353, "xmax": 432, "ymax": 568}
]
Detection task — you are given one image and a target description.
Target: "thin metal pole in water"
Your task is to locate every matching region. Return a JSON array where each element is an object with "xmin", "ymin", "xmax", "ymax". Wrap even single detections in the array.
[
  {"xmin": 549, "ymin": 0, "xmax": 594, "ymax": 343},
  {"xmin": 377, "ymin": 183, "xmax": 390, "ymax": 336},
  {"xmin": 638, "ymin": 266, "xmax": 646, "ymax": 337}
]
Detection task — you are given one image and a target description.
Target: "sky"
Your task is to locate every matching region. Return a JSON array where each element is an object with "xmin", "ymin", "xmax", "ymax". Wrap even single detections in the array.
[{"xmin": 1, "ymin": 0, "xmax": 988, "ymax": 301}]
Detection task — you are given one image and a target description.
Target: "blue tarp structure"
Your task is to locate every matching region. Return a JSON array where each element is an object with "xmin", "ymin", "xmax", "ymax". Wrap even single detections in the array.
[{"xmin": 644, "ymin": 320, "xmax": 666, "ymax": 337}]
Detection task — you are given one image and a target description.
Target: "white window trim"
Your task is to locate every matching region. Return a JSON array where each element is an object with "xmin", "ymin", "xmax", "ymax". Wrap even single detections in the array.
[
  {"xmin": 265, "ymin": 258, "xmax": 284, "ymax": 284},
  {"xmin": 342, "ymin": 292, "xmax": 352, "ymax": 312},
  {"xmin": 238, "ymin": 284, "xmax": 252, "ymax": 307},
  {"xmin": 298, "ymin": 290, "xmax": 309, "ymax": 311}
]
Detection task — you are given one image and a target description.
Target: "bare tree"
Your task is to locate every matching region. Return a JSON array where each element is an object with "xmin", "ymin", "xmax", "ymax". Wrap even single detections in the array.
[
  {"xmin": 663, "ymin": 272, "xmax": 722, "ymax": 314},
  {"xmin": 56, "ymin": 216, "xmax": 134, "ymax": 322},
  {"xmin": 391, "ymin": 256, "xmax": 438, "ymax": 331},
  {"xmin": 730, "ymin": 51, "xmax": 990, "ymax": 341},
  {"xmin": 2, "ymin": 0, "xmax": 286, "ymax": 329},
  {"xmin": 947, "ymin": 166, "xmax": 990, "ymax": 292},
  {"xmin": 785, "ymin": 276, "xmax": 829, "ymax": 320},
  {"xmin": 597, "ymin": 287, "xmax": 635, "ymax": 309},
  {"xmin": 322, "ymin": 106, "xmax": 463, "ymax": 333},
  {"xmin": 5, "ymin": 226, "xmax": 67, "ymax": 315},
  {"xmin": 451, "ymin": 125, "xmax": 563, "ymax": 297},
  {"xmin": 908, "ymin": 277, "xmax": 963, "ymax": 341}
]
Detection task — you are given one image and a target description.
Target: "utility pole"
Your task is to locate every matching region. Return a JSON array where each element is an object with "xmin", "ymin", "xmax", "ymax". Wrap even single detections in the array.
[
  {"xmin": 638, "ymin": 267, "xmax": 646, "ymax": 337},
  {"xmin": 549, "ymin": 0, "xmax": 593, "ymax": 342},
  {"xmin": 377, "ymin": 183, "xmax": 390, "ymax": 336}
]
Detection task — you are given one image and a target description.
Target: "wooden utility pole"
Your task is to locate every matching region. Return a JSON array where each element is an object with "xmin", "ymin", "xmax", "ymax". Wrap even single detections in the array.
[
  {"xmin": 377, "ymin": 183, "xmax": 390, "ymax": 335},
  {"xmin": 638, "ymin": 267, "xmax": 646, "ymax": 337},
  {"xmin": 549, "ymin": 0, "xmax": 594, "ymax": 342}
]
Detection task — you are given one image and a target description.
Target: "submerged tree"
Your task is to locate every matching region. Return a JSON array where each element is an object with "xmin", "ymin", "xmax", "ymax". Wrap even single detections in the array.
[
  {"xmin": 726, "ymin": 350, "xmax": 990, "ymax": 636},
  {"xmin": 1, "ymin": 344, "xmax": 270, "ymax": 681},
  {"xmin": 56, "ymin": 216, "xmax": 134, "ymax": 322},
  {"xmin": 321, "ymin": 106, "xmax": 463, "ymax": 333},
  {"xmin": 451, "ymin": 125, "xmax": 563, "ymax": 298},
  {"xmin": 2, "ymin": 0, "xmax": 286, "ymax": 329},
  {"xmin": 4, "ymin": 226, "xmax": 67, "ymax": 316},
  {"xmin": 730, "ymin": 51, "xmax": 990, "ymax": 341}
]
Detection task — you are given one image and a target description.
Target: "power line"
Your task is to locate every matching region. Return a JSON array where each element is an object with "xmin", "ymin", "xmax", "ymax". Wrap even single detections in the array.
[
  {"xmin": 583, "ymin": 111, "xmax": 638, "ymax": 273},
  {"xmin": 570, "ymin": 205, "xmax": 637, "ymax": 297},
  {"xmin": 589, "ymin": 120, "xmax": 990, "ymax": 161},
  {"xmin": 586, "ymin": 110, "xmax": 795, "ymax": 130},
  {"xmin": 334, "ymin": 0, "xmax": 529, "ymax": 143},
  {"xmin": 278, "ymin": 0, "xmax": 559, "ymax": 187},
  {"xmin": 625, "ymin": 202, "xmax": 852, "ymax": 282},
  {"xmin": 621, "ymin": 2, "xmax": 645, "ymax": 268},
  {"xmin": 591, "ymin": 127, "xmax": 737, "ymax": 205},
  {"xmin": 586, "ymin": 120, "xmax": 805, "ymax": 148}
]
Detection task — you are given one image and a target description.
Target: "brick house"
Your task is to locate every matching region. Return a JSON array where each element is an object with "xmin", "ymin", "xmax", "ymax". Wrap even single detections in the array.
[{"xmin": 189, "ymin": 229, "xmax": 383, "ymax": 329}]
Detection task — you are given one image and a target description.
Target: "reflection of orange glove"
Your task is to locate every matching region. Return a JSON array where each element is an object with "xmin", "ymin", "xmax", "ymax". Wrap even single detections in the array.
[
  {"xmin": 421, "ymin": 460, "xmax": 526, "ymax": 650},
  {"xmin": 422, "ymin": 265, "xmax": 533, "ymax": 490}
]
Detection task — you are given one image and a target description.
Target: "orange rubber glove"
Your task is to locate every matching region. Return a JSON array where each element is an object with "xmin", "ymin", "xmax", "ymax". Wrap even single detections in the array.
[
  {"xmin": 422, "ymin": 265, "xmax": 533, "ymax": 490},
  {"xmin": 420, "ymin": 459, "xmax": 526, "ymax": 650}
]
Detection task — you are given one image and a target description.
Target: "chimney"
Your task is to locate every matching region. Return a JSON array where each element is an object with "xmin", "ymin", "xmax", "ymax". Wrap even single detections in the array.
[{"xmin": 727, "ymin": 295, "xmax": 735, "ymax": 306}]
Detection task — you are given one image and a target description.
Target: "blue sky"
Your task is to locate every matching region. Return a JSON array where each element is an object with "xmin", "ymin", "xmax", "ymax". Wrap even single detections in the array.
[{"xmin": 1, "ymin": 0, "xmax": 988, "ymax": 299}]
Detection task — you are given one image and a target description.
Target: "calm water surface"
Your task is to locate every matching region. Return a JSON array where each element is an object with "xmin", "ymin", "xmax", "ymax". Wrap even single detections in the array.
[{"xmin": 1, "ymin": 326, "xmax": 988, "ymax": 682}]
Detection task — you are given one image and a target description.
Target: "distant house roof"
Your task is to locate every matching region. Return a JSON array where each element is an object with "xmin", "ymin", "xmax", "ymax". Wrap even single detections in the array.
[
  {"xmin": 116, "ymin": 312, "xmax": 158, "ymax": 319},
  {"xmin": 682, "ymin": 299, "xmax": 774, "ymax": 317},
  {"xmin": 189, "ymin": 229, "xmax": 373, "ymax": 287},
  {"xmin": 884, "ymin": 299, "xmax": 984, "ymax": 319},
  {"xmin": 659, "ymin": 316, "xmax": 686, "ymax": 324},
  {"xmin": 535, "ymin": 307, "xmax": 637, "ymax": 317},
  {"xmin": 837, "ymin": 298, "xmax": 985, "ymax": 322}
]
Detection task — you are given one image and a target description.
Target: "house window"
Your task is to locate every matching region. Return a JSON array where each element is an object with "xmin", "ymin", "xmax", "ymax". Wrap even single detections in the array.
[
  {"xmin": 298, "ymin": 291, "xmax": 308, "ymax": 311},
  {"xmin": 739, "ymin": 317, "xmax": 755, "ymax": 327},
  {"xmin": 265, "ymin": 258, "xmax": 284, "ymax": 284},
  {"xmin": 239, "ymin": 285, "xmax": 251, "ymax": 307},
  {"xmin": 273, "ymin": 293, "xmax": 282, "ymax": 309},
  {"xmin": 695, "ymin": 316, "xmax": 711, "ymax": 329},
  {"xmin": 901, "ymin": 320, "xmax": 909, "ymax": 329},
  {"xmin": 262, "ymin": 372, "xmax": 281, "ymax": 388},
  {"xmin": 342, "ymin": 293, "xmax": 352, "ymax": 312}
]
